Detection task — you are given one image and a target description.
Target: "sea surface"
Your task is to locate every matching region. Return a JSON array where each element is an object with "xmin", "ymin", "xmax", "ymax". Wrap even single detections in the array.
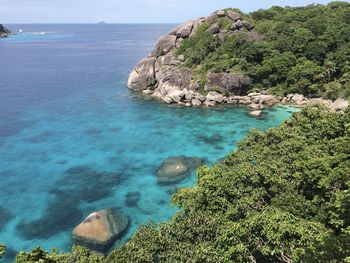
[{"xmin": 0, "ymin": 24, "xmax": 298, "ymax": 261}]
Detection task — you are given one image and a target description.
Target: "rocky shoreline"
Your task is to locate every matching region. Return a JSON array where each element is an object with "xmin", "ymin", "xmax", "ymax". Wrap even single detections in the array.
[
  {"xmin": 139, "ymin": 89, "xmax": 348, "ymax": 115},
  {"xmin": 0, "ymin": 24, "xmax": 11, "ymax": 38}
]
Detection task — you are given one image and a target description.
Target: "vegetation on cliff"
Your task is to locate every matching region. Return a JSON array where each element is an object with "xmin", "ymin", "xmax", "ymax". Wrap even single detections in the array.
[
  {"xmin": 8, "ymin": 105, "xmax": 350, "ymax": 262},
  {"xmin": 177, "ymin": 2, "xmax": 350, "ymax": 99}
]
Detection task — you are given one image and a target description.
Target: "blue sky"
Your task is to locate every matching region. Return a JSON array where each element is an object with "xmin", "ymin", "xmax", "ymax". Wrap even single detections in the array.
[{"xmin": 0, "ymin": 0, "xmax": 344, "ymax": 23}]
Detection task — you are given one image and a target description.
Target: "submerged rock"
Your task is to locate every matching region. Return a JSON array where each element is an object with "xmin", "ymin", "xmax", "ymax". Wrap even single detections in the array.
[
  {"xmin": 156, "ymin": 156, "xmax": 206, "ymax": 184},
  {"xmin": 0, "ymin": 206, "xmax": 13, "ymax": 229},
  {"xmin": 125, "ymin": 191, "xmax": 141, "ymax": 207},
  {"xmin": 73, "ymin": 208, "xmax": 129, "ymax": 253}
]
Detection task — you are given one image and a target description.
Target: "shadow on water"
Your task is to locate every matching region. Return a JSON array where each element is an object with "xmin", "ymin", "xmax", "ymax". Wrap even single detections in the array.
[{"xmin": 0, "ymin": 207, "xmax": 13, "ymax": 231}]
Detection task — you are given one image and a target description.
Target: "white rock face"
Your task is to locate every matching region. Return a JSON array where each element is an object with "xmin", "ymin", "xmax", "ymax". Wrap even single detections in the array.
[
  {"xmin": 250, "ymin": 110, "xmax": 262, "ymax": 117},
  {"xmin": 206, "ymin": 91, "xmax": 225, "ymax": 103},
  {"xmin": 333, "ymin": 98, "xmax": 349, "ymax": 111}
]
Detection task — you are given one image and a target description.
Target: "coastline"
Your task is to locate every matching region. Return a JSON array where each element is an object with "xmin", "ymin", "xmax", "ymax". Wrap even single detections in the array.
[{"xmin": 139, "ymin": 89, "xmax": 349, "ymax": 115}]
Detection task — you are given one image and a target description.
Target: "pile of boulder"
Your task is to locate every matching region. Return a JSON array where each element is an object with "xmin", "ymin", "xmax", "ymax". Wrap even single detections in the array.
[
  {"xmin": 0, "ymin": 24, "xmax": 11, "ymax": 38},
  {"xmin": 127, "ymin": 10, "xmax": 257, "ymax": 107}
]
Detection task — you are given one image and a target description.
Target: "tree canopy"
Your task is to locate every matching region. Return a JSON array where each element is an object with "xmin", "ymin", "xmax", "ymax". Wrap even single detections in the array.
[{"xmin": 177, "ymin": 2, "xmax": 350, "ymax": 99}]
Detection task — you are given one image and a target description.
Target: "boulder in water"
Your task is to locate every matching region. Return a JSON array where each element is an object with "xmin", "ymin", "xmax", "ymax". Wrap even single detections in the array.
[
  {"xmin": 156, "ymin": 156, "xmax": 206, "ymax": 184},
  {"xmin": 73, "ymin": 208, "xmax": 129, "ymax": 253}
]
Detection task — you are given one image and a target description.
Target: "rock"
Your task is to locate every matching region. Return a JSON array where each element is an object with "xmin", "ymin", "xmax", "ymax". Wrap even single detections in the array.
[
  {"xmin": 0, "ymin": 24, "xmax": 11, "ymax": 38},
  {"xmin": 281, "ymin": 97, "xmax": 288, "ymax": 104},
  {"xmin": 125, "ymin": 192, "xmax": 141, "ymax": 207},
  {"xmin": 227, "ymin": 96, "xmax": 239, "ymax": 104},
  {"xmin": 248, "ymin": 103, "xmax": 261, "ymax": 110},
  {"xmin": 242, "ymin": 20, "xmax": 254, "ymax": 30},
  {"xmin": 196, "ymin": 95, "xmax": 207, "ymax": 102},
  {"xmin": 217, "ymin": 10, "xmax": 226, "ymax": 17},
  {"xmin": 235, "ymin": 20, "xmax": 243, "ymax": 29},
  {"xmin": 184, "ymin": 90, "xmax": 194, "ymax": 102},
  {"xmin": 206, "ymin": 73, "xmax": 251, "ymax": 95},
  {"xmin": 236, "ymin": 96, "xmax": 252, "ymax": 105},
  {"xmin": 204, "ymin": 100, "xmax": 216, "ymax": 107},
  {"xmin": 226, "ymin": 11, "xmax": 241, "ymax": 21},
  {"xmin": 254, "ymin": 94, "xmax": 279, "ymax": 106},
  {"xmin": 206, "ymin": 24, "xmax": 220, "ymax": 34},
  {"xmin": 192, "ymin": 98, "xmax": 202, "ymax": 106},
  {"xmin": 291, "ymin": 94, "xmax": 305, "ymax": 103},
  {"xmin": 73, "ymin": 208, "xmax": 129, "ymax": 253},
  {"xmin": 167, "ymin": 89, "xmax": 185, "ymax": 103},
  {"xmin": 185, "ymin": 102, "xmax": 192, "ymax": 107},
  {"xmin": 229, "ymin": 23, "xmax": 237, "ymax": 31},
  {"xmin": 156, "ymin": 156, "xmax": 205, "ymax": 184},
  {"xmin": 286, "ymin": 94, "xmax": 294, "ymax": 100},
  {"xmin": 250, "ymin": 110, "xmax": 262, "ymax": 117},
  {"xmin": 127, "ymin": 57, "xmax": 156, "ymax": 91},
  {"xmin": 205, "ymin": 13, "xmax": 218, "ymax": 24},
  {"xmin": 151, "ymin": 35, "xmax": 177, "ymax": 57},
  {"xmin": 177, "ymin": 55, "xmax": 185, "ymax": 62},
  {"xmin": 176, "ymin": 21, "xmax": 194, "ymax": 39},
  {"xmin": 156, "ymin": 66, "xmax": 191, "ymax": 97},
  {"xmin": 332, "ymin": 98, "xmax": 349, "ymax": 112},
  {"xmin": 248, "ymin": 92, "xmax": 262, "ymax": 97},
  {"xmin": 206, "ymin": 91, "xmax": 225, "ymax": 103},
  {"xmin": 142, "ymin": 89, "xmax": 153, "ymax": 95},
  {"xmin": 167, "ymin": 24, "xmax": 183, "ymax": 36}
]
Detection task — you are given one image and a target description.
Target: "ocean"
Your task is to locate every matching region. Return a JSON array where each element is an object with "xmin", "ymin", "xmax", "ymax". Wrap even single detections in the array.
[{"xmin": 0, "ymin": 24, "xmax": 297, "ymax": 261}]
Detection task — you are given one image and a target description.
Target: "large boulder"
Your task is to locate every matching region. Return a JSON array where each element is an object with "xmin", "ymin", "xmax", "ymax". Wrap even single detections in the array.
[
  {"xmin": 206, "ymin": 91, "xmax": 225, "ymax": 103},
  {"xmin": 205, "ymin": 13, "xmax": 218, "ymax": 24},
  {"xmin": 156, "ymin": 66, "xmax": 191, "ymax": 97},
  {"xmin": 73, "ymin": 208, "xmax": 129, "ymax": 253},
  {"xmin": 226, "ymin": 11, "xmax": 241, "ymax": 21},
  {"xmin": 151, "ymin": 35, "xmax": 177, "ymax": 57},
  {"xmin": 242, "ymin": 20, "xmax": 254, "ymax": 31},
  {"xmin": 156, "ymin": 156, "xmax": 205, "ymax": 184},
  {"xmin": 127, "ymin": 57, "xmax": 156, "ymax": 91},
  {"xmin": 206, "ymin": 24, "xmax": 220, "ymax": 35},
  {"xmin": 206, "ymin": 73, "xmax": 251, "ymax": 95}
]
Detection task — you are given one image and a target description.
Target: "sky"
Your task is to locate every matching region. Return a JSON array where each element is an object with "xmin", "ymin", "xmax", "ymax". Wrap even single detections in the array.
[{"xmin": 0, "ymin": 0, "xmax": 345, "ymax": 23}]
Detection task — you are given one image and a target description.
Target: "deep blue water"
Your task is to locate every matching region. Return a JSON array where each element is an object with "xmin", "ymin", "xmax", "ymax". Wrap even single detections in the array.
[{"xmin": 0, "ymin": 24, "xmax": 298, "ymax": 261}]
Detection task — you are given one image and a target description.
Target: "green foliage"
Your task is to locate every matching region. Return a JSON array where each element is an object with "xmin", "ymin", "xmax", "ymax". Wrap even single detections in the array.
[
  {"xmin": 177, "ymin": 2, "xmax": 350, "ymax": 98},
  {"xmin": 176, "ymin": 23, "xmax": 218, "ymax": 67},
  {"xmin": 107, "ymin": 105, "xmax": 350, "ymax": 262},
  {"xmin": 15, "ymin": 247, "xmax": 60, "ymax": 263},
  {"xmin": 14, "ymin": 246, "xmax": 105, "ymax": 263}
]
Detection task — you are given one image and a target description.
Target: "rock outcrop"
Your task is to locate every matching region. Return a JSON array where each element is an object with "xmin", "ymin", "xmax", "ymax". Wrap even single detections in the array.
[
  {"xmin": 73, "ymin": 209, "xmax": 129, "ymax": 253},
  {"xmin": 0, "ymin": 24, "xmax": 11, "ymax": 38},
  {"xmin": 128, "ymin": 10, "xmax": 256, "ymax": 106},
  {"xmin": 126, "ymin": 11, "xmax": 348, "ymax": 112},
  {"xmin": 156, "ymin": 156, "xmax": 206, "ymax": 184}
]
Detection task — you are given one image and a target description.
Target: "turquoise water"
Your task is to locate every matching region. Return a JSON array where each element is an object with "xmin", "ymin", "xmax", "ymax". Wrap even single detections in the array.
[{"xmin": 0, "ymin": 25, "xmax": 298, "ymax": 261}]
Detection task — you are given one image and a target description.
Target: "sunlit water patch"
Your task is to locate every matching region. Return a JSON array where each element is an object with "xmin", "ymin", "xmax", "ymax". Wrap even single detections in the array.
[{"xmin": 0, "ymin": 24, "xmax": 298, "ymax": 261}]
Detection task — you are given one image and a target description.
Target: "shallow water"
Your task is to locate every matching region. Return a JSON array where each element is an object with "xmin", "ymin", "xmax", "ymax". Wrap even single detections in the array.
[{"xmin": 0, "ymin": 24, "xmax": 298, "ymax": 260}]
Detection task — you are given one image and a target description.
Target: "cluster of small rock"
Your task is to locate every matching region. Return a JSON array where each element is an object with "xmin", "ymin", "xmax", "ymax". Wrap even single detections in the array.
[{"xmin": 0, "ymin": 24, "xmax": 11, "ymax": 38}]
